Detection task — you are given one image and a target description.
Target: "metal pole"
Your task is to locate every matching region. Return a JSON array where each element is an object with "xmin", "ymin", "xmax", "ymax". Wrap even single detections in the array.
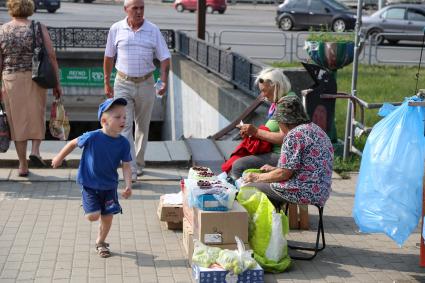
[
  {"xmin": 378, "ymin": 0, "xmax": 384, "ymax": 10},
  {"xmin": 343, "ymin": 0, "xmax": 363, "ymax": 161},
  {"xmin": 421, "ymin": 166, "xmax": 425, "ymax": 267},
  {"xmin": 197, "ymin": 0, "xmax": 206, "ymax": 40}
]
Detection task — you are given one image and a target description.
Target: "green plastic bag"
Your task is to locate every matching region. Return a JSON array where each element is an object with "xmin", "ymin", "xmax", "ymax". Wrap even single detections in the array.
[{"xmin": 237, "ymin": 186, "xmax": 291, "ymax": 273}]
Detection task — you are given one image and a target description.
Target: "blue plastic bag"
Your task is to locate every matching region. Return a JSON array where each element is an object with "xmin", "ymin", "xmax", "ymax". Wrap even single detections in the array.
[{"xmin": 353, "ymin": 96, "xmax": 425, "ymax": 246}]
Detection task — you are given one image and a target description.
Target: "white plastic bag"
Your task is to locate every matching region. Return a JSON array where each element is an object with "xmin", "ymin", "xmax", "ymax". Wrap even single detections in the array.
[
  {"xmin": 265, "ymin": 210, "xmax": 288, "ymax": 262},
  {"xmin": 192, "ymin": 240, "xmax": 221, "ymax": 268}
]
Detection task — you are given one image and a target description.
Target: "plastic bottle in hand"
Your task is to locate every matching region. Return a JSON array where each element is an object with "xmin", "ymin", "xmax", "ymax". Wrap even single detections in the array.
[{"xmin": 154, "ymin": 78, "xmax": 164, "ymax": 98}]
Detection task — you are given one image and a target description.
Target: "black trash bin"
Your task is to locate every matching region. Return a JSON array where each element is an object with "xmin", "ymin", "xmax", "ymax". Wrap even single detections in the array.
[{"xmin": 301, "ymin": 62, "xmax": 338, "ymax": 143}]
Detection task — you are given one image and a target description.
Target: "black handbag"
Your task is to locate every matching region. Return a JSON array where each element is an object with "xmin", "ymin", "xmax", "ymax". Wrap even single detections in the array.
[
  {"xmin": 31, "ymin": 21, "xmax": 57, "ymax": 89},
  {"xmin": 0, "ymin": 103, "xmax": 11, "ymax": 153}
]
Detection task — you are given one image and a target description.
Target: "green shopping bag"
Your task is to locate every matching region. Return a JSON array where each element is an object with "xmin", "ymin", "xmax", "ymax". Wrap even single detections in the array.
[{"xmin": 237, "ymin": 186, "xmax": 291, "ymax": 273}]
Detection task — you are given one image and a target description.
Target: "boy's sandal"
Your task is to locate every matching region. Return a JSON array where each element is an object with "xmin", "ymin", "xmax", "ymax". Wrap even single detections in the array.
[{"xmin": 95, "ymin": 243, "xmax": 111, "ymax": 258}]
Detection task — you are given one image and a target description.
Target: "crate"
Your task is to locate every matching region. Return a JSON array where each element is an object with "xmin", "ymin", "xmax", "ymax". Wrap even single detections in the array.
[
  {"xmin": 288, "ymin": 204, "xmax": 309, "ymax": 230},
  {"xmin": 192, "ymin": 264, "xmax": 264, "ymax": 283}
]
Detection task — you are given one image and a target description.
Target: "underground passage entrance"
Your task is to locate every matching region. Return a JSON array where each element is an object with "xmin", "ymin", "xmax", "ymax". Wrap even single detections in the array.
[{"xmin": 44, "ymin": 121, "xmax": 164, "ymax": 141}]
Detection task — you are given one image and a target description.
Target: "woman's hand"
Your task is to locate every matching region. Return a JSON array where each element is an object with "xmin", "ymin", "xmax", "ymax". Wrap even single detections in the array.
[
  {"xmin": 53, "ymin": 85, "xmax": 62, "ymax": 98},
  {"xmin": 243, "ymin": 172, "xmax": 260, "ymax": 183},
  {"xmin": 260, "ymin": 164, "xmax": 276, "ymax": 172},
  {"xmin": 236, "ymin": 124, "xmax": 258, "ymax": 138}
]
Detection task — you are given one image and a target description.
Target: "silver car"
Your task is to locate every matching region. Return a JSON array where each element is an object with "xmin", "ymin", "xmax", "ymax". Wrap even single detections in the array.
[{"xmin": 362, "ymin": 4, "xmax": 425, "ymax": 44}]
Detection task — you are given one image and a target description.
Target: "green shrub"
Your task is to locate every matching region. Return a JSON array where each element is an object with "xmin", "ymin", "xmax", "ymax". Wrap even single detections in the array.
[{"xmin": 306, "ymin": 31, "xmax": 355, "ymax": 43}]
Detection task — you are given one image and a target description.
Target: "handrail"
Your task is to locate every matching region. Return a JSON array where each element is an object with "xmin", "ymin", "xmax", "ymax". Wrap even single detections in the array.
[
  {"xmin": 209, "ymin": 95, "xmax": 265, "ymax": 140},
  {"xmin": 321, "ymin": 92, "xmax": 403, "ymax": 157}
]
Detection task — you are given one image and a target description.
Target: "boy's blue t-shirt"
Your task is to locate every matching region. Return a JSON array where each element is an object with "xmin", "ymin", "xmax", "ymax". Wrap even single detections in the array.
[{"xmin": 77, "ymin": 129, "xmax": 132, "ymax": 190}]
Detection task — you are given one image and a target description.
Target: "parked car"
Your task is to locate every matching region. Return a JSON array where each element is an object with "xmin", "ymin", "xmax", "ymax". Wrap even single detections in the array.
[
  {"xmin": 275, "ymin": 0, "xmax": 357, "ymax": 32},
  {"xmin": 0, "ymin": 0, "xmax": 60, "ymax": 12},
  {"xmin": 362, "ymin": 4, "xmax": 425, "ymax": 44},
  {"xmin": 173, "ymin": 0, "xmax": 226, "ymax": 14},
  {"xmin": 34, "ymin": 0, "xmax": 61, "ymax": 13},
  {"xmin": 337, "ymin": 0, "xmax": 378, "ymax": 9}
]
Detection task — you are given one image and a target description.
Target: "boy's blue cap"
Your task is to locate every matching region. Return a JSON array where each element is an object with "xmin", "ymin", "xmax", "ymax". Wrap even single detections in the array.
[{"xmin": 98, "ymin": 98, "xmax": 127, "ymax": 121}]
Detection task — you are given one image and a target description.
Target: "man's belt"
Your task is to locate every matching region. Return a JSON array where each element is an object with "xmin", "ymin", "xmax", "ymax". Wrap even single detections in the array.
[{"xmin": 117, "ymin": 71, "xmax": 153, "ymax": 83}]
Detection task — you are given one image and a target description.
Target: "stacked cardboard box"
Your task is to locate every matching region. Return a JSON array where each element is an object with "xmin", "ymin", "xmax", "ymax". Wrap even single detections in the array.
[
  {"xmin": 193, "ymin": 201, "xmax": 248, "ymax": 245},
  {"xmin": 182, "ymin": 201, "xmax": 250, "ymax": 264},
  {"xmin": 181, "ymin": 183, "xmax": 195, "ymax": 226},
  {"xmin": 157, "ymin": 195, "xmax": 183, "ymax": 230}
]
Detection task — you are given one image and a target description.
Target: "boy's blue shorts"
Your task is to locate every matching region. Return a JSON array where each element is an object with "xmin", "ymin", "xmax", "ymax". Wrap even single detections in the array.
[{"xmin": 81, "ymin": 186, "xmax": 122, "ymax": 215}]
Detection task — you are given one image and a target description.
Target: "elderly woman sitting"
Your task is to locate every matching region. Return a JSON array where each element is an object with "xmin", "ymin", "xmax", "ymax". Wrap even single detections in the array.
[
  {"xmin": 228, "ymin": 68, "xmax": 294, "ymax": 180},
  {"xmin": 242, "ymin": 95, "xmax": 334, "ymax": 208}
]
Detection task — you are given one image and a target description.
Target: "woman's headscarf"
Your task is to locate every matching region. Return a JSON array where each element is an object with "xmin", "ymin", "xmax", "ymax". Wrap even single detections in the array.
[{"xmin": 273, "ymin": 95, "xmax": 310, "ymax": 125}]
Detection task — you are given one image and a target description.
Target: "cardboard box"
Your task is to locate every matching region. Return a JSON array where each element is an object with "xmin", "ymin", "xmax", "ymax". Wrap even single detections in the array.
[
  {"xmin": 166, "ymin": 221, "xmax": 183, "ymax": 230},
  {"xmin": 192, "ymin": 263, "xmax": 264, "ymax": 283},
  {"xmin": 185, "ymin": 233, "xmax": 250, "ymax": 265},
  {"xmin": 157, "ymin": 196, "xmax": 183, "ymax": 223},
  {"xmin": 182, "ymin": 185, "xmax": 195, "ymax": 226},
  {"xmin": 193, "ymin": 201, "xmax": 248, "ymax": 244},
  {"xmin": 183, "ymin": 217, "xmax": 249, "ymax": 265},
  {"xmin": 182, "ymin": 217, "xmax": 193, "ymax": 256}
]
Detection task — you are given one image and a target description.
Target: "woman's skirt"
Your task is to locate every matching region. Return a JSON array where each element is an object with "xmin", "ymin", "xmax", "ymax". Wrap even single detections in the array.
[{"xmin": 2, "ymin": 71, "xmax": 47, "ymax": 141}]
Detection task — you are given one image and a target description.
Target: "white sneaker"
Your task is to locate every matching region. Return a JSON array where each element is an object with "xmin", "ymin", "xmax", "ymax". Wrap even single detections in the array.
[{"xmin": 136, "ymin": 168, "xmax": 144, "ymax": 176}]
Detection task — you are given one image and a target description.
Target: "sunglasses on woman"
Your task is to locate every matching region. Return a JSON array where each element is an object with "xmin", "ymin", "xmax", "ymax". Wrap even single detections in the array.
[{"xmin": 258, "ymin": 78, "xmax": 271, "ymax": 84}]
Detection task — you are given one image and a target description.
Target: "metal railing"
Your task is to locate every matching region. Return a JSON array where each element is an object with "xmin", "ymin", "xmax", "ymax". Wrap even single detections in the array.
[
  {"xmin": 45, "ymin": 27, "xmax": 175, "ymax": 50},
  {"xmin": 214, "ymin": 30, "xmax": 422, "ymax": 65},
  {"xmin": 177, "ymin": 31, "xmax": 262, "ymax": 97},
  {"xmin": 218, "ymin": 30, "xmax": 289, "ymax": 60},
  {"xmin": 320, "ymin": 93, "xmax": 403, "ymax": 158}
]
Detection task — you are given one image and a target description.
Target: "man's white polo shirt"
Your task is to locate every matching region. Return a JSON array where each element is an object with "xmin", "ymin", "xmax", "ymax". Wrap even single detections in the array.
[{"xmin": 105, "ymin": 18, "xmax": 171, "ymax": 77}]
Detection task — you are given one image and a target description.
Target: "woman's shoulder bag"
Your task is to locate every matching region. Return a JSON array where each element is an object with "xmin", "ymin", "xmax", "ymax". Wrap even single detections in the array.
[
  {"xmin": 0, "ymin": 103, "xmax": 11, "ymax": 153},
  {"xmin": 31, "ymin": 21, "xmax": 57, "ymax": 89}
]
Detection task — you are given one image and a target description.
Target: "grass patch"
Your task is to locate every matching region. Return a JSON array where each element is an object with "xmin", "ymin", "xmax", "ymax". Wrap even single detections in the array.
[{"xmin": 333, "ymin": 155, "xmax": 361, "ymax": 178}]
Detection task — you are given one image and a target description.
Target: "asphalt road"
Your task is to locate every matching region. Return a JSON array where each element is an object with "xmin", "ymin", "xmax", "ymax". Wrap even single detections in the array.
[
  {"xmin": 1, "ymin": 1, "xmax": 276, "ymax": 30},
  {"xmin": 0, "ymin": 2, "xmax": 422, "ymax": 63}
]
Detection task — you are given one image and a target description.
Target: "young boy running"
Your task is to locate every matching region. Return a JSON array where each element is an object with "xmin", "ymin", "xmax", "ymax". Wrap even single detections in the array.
[{"xmin": 52, "ymin": 97, "xmax": 132, "ymax": 258}]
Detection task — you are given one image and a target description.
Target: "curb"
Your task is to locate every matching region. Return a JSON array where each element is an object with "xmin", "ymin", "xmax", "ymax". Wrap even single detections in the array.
[{"xmin": 0, "ymin": 159, "xmax": 191, "ymax": 169}]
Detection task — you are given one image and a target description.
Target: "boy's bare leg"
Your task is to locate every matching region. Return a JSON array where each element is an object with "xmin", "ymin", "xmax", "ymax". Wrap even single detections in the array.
[{"xmin": 97, "ymin": 214, "xmax": 113, "ymax": 244}]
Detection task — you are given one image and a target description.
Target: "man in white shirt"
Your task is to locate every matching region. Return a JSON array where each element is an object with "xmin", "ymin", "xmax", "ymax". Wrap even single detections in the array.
[{"xmin": 103, "ymin": 0, "xmax": 171, "ymax": 181}]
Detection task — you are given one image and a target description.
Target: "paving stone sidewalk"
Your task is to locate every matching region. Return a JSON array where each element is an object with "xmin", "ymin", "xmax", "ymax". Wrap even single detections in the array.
[{"xmin": 0, "ymin": 168, "xmax": 422, "ymax": 283}]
